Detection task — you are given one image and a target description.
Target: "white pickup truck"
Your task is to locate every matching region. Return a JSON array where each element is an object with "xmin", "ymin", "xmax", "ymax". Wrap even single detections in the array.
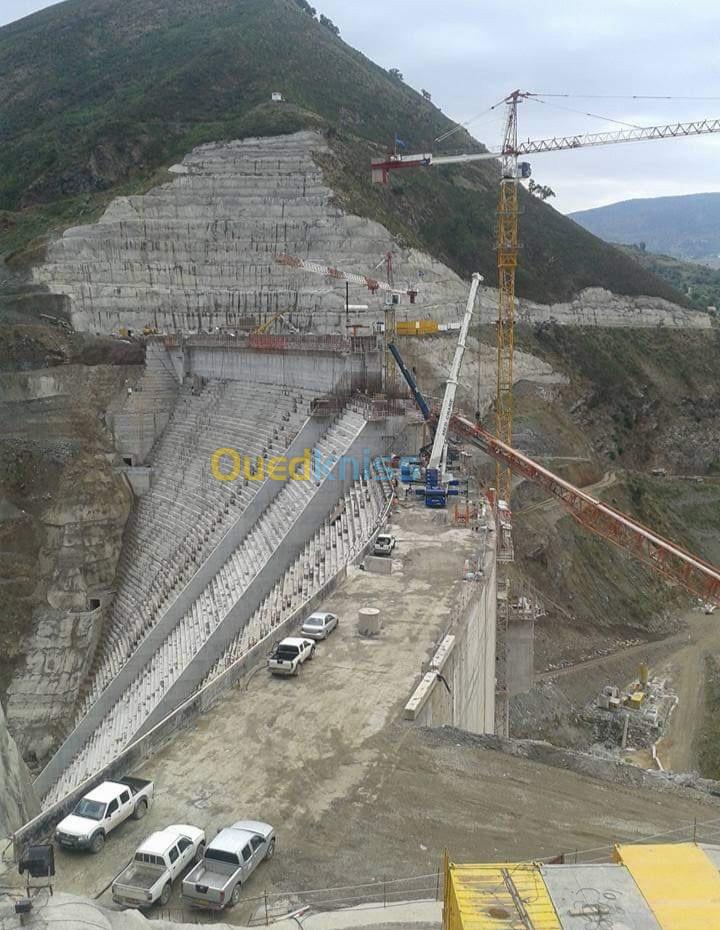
[
  {"xmin": 267, "ymin": 636, "xmax": 315, "ymax": 676},
  {"xmin": 55, "ymin": 777, "xmax": 154, "ymax": 853},
  {"xmin": 182, "ymin": 820, "xmax": 275, "ymax": 911},
  {"xmin": 112, "ymin": 824, "xmax": 205, "ymax": 908},
  {"xmin": 373, "ymin": 533, "xmax": 397, "ymax": 556}
]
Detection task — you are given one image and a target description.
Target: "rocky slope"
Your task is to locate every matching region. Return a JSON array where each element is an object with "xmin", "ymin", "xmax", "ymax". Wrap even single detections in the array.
[
  {"xmin": 0, "ymin": 0, "xmax": 691, "ymax": 308},
  {"xmin": 0, "ymin": 702, "xmax": 38, "ymax": 836},
  {"xmin": 0, "ymin": 325, "xmax": 140, "ymax": 765},
  {"xmin": 34, "ymin": 132, "xmax": 712, "ymax": 336}
]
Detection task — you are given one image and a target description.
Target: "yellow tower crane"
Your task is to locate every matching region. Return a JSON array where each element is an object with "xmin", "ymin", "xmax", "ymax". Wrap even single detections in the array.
[{"xmin": 372, "ymin": 99, "xmax": 720, "ymax": 502}]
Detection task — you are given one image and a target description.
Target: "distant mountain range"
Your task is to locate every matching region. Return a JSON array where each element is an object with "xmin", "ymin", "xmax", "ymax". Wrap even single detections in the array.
[
  {"xmin": 619, "ymin": 245, "xmax": 720, "ymax": 313},
  {"xmin": 570, "ymin": 193, "xmax": 720, "ymax": 266}
]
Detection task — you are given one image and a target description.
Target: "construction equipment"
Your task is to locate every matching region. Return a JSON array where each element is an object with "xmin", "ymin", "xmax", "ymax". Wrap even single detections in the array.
[
  {"xmin": 425, "ymin": 273, "xmax": 482, "ymax": 507},
  {"xmin": 372, "ymin": 97, "xmax": 720, "ymax": 502},
  {"xmin": 253, "ymin": 312, "xmax": 300, "ymax": 335},
  {"xmin": 387, "ymin": 343, "xmax": 431, "ymax": 421},
  {"xmin": 448, "ymin": 413, "xmax": 720, "ymax": 607},
  {"xmin": 386, "ymin": 311, "xmax": 720, "ymax": 602},
  {"xmin": 275, "ymin": 253, "xmax": 418, "ymax": 393}
]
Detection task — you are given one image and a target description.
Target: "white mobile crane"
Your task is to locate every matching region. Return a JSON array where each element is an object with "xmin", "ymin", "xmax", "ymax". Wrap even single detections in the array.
[{"xmin": 424, "ymin": 273, "xmax": 482, "ymax": 507}]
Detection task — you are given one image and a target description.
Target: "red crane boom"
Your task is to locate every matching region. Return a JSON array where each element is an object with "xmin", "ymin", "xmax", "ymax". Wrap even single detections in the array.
[{"xmin": 450, "ymin": 413, "xmax": 720, "ymax": 606}]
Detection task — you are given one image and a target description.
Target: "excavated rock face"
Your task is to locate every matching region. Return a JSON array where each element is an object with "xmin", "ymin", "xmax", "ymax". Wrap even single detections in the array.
[
  {"xmin": 0, "ymin": 360, "xmax": 136, "ymax": 766},
  {"xmin": 0, "ymin": 701, "xmax": 38, "ymax": 835},
  {"xmin": 34, "ymin": 131, "xmax": 470, "ymax": 334},
  {"xmin": 34, "ymin": 131, "xmax": 711, "ymax": 335},
  {"xmin": 519, "ymin": 286, "xmax": 712, "ymax": 329}
]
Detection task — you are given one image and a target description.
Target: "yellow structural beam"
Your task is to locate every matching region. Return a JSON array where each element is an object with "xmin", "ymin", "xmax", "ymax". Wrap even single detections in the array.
[{"xmin": 615, "ymin": 842, "xmax": 720, "ymax": 930}]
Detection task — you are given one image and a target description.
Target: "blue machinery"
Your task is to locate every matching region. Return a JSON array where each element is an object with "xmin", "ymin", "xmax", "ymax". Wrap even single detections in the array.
[{"xmin": 387, "ymin": 342, "xmax": 431, "ymax": 422}]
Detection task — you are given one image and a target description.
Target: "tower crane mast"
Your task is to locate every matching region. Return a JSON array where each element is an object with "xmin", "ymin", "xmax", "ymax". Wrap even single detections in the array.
[{"xmin": 372, "ymin": 100, "xmax": 720, "ymax": 502}]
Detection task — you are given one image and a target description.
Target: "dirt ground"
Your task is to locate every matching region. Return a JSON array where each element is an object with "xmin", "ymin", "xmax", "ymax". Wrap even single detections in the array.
[
  {"xmin": 656, "ymin": 610, "xmax": 720, "ymax": 772},
  {"xmin": 50, "ymin": 507, "xmax": 480, "ymax": 922},
  {"xmin": 44, "ymin": 506, "xmax": 720, "ymax": 926}
]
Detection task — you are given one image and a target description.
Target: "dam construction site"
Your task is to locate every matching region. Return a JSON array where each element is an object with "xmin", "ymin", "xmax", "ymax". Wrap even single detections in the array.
[{"xmin": 1, "ymin": 1, "xmax": 720, "ymax": 928}]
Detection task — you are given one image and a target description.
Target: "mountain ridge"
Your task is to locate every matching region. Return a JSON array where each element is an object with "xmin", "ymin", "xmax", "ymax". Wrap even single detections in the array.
[
  {"xmin": 0, "ymin": 0, "xmax": 691, "ymax": 306},
  {"xmin": 570, "ymin": 192, "xmax": 720, "ymax": 264}
]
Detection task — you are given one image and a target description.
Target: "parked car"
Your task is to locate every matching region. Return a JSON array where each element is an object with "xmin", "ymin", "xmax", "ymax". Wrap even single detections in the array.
[
  {"xmin": 182, "ymin": 820, "xmax": 275, "ymax": 910},
  {"xmin": 301, "ymin": 611, "xmax": 338, "ymax": 640},
  {"xmin": 112, "ymin": 824, "xmax": 205, "ymax": 908},
  {"xmin": 55, "ymin": 777, "xmax": 154, "ymax": 853},
  {"xmin": 373, "ymin": 533, "xmax": 396, "ymax": 556},
  {"xmin": 267, "ymin": 637, "xmax": 315, "ymax": 676}
]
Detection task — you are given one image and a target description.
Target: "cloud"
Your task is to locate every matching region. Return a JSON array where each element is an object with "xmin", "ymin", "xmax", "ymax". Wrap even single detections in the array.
[
  {"xmin": 319, "ymin": 0, "xmax": 720, "ymax": 211},
  {"xmin": 2, "ymin": 0, "xmax": 719, "ymax": 212}
]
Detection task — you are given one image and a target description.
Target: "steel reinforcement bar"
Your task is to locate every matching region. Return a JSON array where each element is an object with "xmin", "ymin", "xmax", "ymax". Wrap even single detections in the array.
[{"xmin": 451, "ymin": 413, "xmax": 720, "ymax": 606}]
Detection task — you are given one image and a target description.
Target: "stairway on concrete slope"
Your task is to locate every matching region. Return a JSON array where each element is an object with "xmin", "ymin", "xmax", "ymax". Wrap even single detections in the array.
[
  {"xmin": 43, "ymin": 408, "xmax": 367, "ymax": 804},
  {"xmin": 204, "ymin": 459, "xmax": 394, "ymax": 681},
  {"xmin": 79, "ymin": 379, "xmax": 310, "ymax": 721}
]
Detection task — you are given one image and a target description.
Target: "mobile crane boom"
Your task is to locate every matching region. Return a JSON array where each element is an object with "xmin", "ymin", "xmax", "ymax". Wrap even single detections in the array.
[
  {"xmin": 387, "ymin": 342, "xmax": 431, "ymax": 421},
  {"xmin": 428, "ymin": 273, "xmax": 482, "ymax": 471},
  {"xmin": 425, "ymin": 273, "xmax": 482, "ymax": 507}
]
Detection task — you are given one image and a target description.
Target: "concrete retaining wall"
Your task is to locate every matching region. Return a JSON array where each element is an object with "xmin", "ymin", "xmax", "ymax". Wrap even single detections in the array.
[
  {"xmin": 111, "ymin": 410, "xmax": 173, "ymax": 464},
  {"xmin": 405, "ymin": 527, "xmax": 497, "ymax": 735},
  {"xmin": 122, "ymin": 466, "xmax": 151, "ymax": 497},
  {"xmin": 188, "ymin": 344, "xmax": 383, "ymax": 394}
]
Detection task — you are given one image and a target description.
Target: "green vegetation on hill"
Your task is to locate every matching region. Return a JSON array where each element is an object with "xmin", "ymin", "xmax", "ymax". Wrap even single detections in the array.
[
  {"xmin": 0, "ymin": 0, "xmax": 688, "ymax": 305},
  {"xmin": 619, "ymin": 244, "xmax": 720, "ymax": 314},
  {"xmin": 698, "ymin": 656, "xmax": 720, "ymax": 780},
  {"xmin": 570, "ymin": 192, "xmax": 720, "ymax": 264},
  {"xmin": 515, "ymin": 325, "xmax": 720, "ymax": 474}
]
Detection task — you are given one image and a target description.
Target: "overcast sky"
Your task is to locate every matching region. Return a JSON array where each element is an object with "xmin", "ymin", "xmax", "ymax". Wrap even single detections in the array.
[{"xmin": 2, "ymin": 0, "xmax": 720, "ymax": 213}]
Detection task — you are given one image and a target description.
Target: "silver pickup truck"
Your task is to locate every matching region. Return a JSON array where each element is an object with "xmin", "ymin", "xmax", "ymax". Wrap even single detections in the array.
[
  {"xmin": 112, "ymin": 824, "xmax": 205, "ymax": 908},
  {"xmin": 181, "ymin": 820, "xmax": 275, "ymax": 910}
]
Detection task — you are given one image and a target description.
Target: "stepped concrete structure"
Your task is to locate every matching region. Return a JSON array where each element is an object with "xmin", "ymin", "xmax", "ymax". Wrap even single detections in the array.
[
  {"xmin": 37, "ymin": 379, "xmax": 397, "ymax": 802},
  {"xmin": 108, "ymin": 340, "xmax": 180, "ymax": 465}
]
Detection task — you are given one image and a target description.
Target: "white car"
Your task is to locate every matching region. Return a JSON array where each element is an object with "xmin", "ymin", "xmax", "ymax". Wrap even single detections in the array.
[
  {"xmin": 301, "ymin": 611, "xmax": 339, "ymax": 640},
  {"xmin": 112, "ymin": 824, "xmax": 205, "ymax": 908}
]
